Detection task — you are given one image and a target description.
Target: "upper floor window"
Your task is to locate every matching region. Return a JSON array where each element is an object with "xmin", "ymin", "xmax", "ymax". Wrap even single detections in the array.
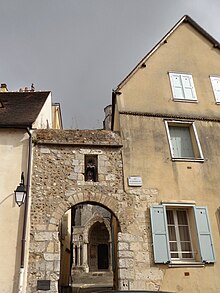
[
  {"xmin": 165, "ymin": 120, "xmax": 204, "ymax": 161},
  {"xmin": 210, "ymin": 76, "xmax": 220, "ymax": 103},
  {"xmin": 169, "ymin": 73, "xmax": 197, "ymax": 102}
]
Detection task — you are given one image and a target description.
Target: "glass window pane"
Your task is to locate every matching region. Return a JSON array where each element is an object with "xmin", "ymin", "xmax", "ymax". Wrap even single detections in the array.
[
  {"xmin": 167, "ymin": 210, "xmax": 174, "ymax": 224},
  {"xmin": 170, "ymin": 242, "xmax": 178, "ymax": 253},
  {"xmin": 181, "ymin": 241, "xmax": 192, "ymax": 252},
  {"xmin": 182, "ymin": 252, "xmax": 193, "ymax": 258},
  {"xmin": 171, "ymin": 253, "xmax": 179, "ymax": 258},
  {"xmin": 181, "ymin": 242, "xmax": 193, "ymax": 259},
  {"xmin": 179, "ymin": 226, "xmax": 190, "ymax": 241},
  {"xmin": 177, "ymin": 210, "xmax": 188, "ymax": 225},
  {"xmin": 168, "ymin": 226, "xmax": 176, "ymax": 241}
]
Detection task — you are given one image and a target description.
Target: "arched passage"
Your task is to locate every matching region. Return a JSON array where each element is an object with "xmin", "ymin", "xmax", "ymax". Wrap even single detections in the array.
[
  {"xmin": 27, "ymin": 130, "xmax": 130, "ymax": 293},
  {"xmin": 58, "ymin": 201, "xmax": 120, "ymax": 292}
]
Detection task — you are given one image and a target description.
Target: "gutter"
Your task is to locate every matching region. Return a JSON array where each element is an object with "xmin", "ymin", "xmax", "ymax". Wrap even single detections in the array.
[
  {"xmin": 111, "ymin": 90, "xmax": 117, "ymax": 131},
  {"xmin": 18, "ymin": 127, "xmax": 32, "ymax": 293}
]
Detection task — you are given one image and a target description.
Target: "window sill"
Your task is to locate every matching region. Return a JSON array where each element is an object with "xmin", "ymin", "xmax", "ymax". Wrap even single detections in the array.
[
  {"xmin": 168, "ymin": 262, "xmax": 205, "ymax": 268},
  {"xmin": 171, "ymin": 158, "xmax": 204, "ymax": 163},
  {"xmin": 173, "ymin": 98, "xmax": 198, "ymax": 103}
]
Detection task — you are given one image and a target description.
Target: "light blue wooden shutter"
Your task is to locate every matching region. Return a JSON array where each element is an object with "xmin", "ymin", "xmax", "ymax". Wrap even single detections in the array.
[
  {"xmin": 150, "ymin": 205, "xmax": 170, "ymax": 263},
  {"xmin": 194, "ymin": 206, "xmax": 216, "ymax": 263},
  {"xmin": 210, "ymin": 76, "xmax": 220, "ymax": 103},
  {"xmin": 169, "ymin": 126, "xmax": 194, "ymax": 158}
]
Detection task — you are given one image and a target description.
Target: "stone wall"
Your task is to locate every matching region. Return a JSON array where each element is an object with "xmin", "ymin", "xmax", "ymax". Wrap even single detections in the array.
[{"xmin": 27, "ymin": 129, "xmax": 163, "ymax": 293}]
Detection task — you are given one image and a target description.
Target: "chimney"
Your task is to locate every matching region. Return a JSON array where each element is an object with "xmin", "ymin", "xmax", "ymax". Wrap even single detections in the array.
[{"xmin": 0, "ymin": 83, "xmax": 8, "ymax": 92}]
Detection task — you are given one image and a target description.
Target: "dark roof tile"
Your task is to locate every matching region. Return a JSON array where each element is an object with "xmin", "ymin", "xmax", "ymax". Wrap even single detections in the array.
[{"xmin": 0, "ymin": 91, "xmax": 50, "ymax": 127}]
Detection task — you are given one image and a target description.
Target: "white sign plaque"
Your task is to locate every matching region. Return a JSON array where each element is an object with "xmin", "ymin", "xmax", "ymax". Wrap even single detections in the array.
[{"xmin": 128, "ymin": 176, "xmax": 142, "ymax": 187}]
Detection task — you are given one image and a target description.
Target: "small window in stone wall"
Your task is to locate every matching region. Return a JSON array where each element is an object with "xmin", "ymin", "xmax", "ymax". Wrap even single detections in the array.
[{"xmin": 85, "ymin": 155, "xmax": 98, "ymax": 182}]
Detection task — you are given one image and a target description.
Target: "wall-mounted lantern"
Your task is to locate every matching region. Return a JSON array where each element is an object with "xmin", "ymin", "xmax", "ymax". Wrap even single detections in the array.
[{"xmin": 14, "ymin": 172, "xmax": 26, "ymax": 207}]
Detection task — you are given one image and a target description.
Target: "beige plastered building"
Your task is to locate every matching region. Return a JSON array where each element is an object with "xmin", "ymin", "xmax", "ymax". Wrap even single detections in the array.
[
  {"xmin": 0, "ymin": 88, "xmax": 62, "ymax": 293},
  {"xmin": 112, "ymin": 15, "xmax": 220, "ymax": 293}
]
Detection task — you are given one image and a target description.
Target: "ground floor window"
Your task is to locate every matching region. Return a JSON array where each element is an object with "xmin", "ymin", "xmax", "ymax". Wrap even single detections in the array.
[
  {"xmin": 150, "ymin": 204, "xmax": 215, "ymax": 264},
  {"xmin": 167, "ymin": 209, "xmax": 193, "ymax": 260}
]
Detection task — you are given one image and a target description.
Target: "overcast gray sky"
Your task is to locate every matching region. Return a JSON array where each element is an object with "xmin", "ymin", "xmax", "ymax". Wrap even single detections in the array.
[{"xmin": 1, "ymin": 0, "xmax": 220, "ymax": 129}]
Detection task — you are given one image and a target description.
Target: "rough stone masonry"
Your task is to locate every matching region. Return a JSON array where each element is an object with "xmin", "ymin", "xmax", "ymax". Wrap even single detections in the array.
[{"xmin": 27, "ymin": 129, "xmax": 163, "ymax": 293}]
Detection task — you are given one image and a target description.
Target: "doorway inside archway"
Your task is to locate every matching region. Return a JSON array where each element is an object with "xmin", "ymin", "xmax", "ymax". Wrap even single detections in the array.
[
  {"xmin": 89, "ymin": 221, "xmax": 109, "ymax": 271},
  {"xmin": 59, "ymin": 202, "xmax": 120, "ymax": 292},
  {"xmin": 98, "ymin": 244, "xmax": 109, "ymax": 269}
]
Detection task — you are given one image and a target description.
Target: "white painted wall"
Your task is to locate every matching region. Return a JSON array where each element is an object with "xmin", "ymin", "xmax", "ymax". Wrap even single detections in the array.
[{"xmin": 32, "ymin": 92, "xmax": 52, "ymax": 129}]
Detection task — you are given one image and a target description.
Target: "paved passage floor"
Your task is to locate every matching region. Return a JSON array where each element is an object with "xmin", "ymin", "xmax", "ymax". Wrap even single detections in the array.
[
  {"xmin": 61, "ymin": 286, "xmax": 113, "ymax": 293},
  {"xmin": 61, "ymin": 271, "xmax": 113, "ymax": 293}
]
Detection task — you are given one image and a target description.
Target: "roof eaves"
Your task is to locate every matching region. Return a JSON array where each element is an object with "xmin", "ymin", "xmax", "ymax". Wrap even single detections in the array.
[
  {"xmin": 184, "ymin": 15, "xmax": 220, "ymax": 48},
  {"xmin": 0, "ymin": 124, "xmax": 32, "ymax": 129},
  {"xmin": 116, "ymin": 15, "xmax": 220, "ymax": 91}
]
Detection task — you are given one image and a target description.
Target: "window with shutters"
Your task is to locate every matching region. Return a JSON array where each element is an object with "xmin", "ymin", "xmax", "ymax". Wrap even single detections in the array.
[
  {"xmin": 169, "ymin": 73, "xmax": 197, "ymax": 101},
  {"xmin": 150, "ymin": 205, "xmax": 215, "ymax": 265},
  {"xmin": 210, "ymin": 76, "xmax": 220, "ymax": 103},
  {"xmin": 165, "ymin": 120, "xmax": 204, "ymax": 161}
]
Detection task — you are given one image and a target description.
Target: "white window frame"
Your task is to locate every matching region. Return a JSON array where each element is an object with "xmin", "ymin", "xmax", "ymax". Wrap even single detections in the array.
[
  {"xmin": 166, "ymin": 208, "xmax": 194, "ymax": 261},
  {"xmin": 169, "ymin": 72, "xmax": 198, "ymax": 102},
  {"xmin": 210, "ymin": 76, "xmax": 220, "ymax": 104},
  {"xmin": 165, "ymin": 120, "xmax": 204, "ymax": 162}
]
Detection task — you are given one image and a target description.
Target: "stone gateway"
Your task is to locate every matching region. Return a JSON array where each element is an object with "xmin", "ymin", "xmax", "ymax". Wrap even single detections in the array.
[{"xmin": 27, "ymin": 129, "xmax": 160, "ymax": 293}]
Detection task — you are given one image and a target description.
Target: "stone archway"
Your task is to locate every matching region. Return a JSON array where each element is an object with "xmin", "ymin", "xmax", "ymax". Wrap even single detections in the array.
[
  {"xmin": 28, "ymin": 132, "xmax": 148, "ymax": 293},
  {"xmin": 27, "ymin": 192, "xmax": 122, "ymax": 293}
]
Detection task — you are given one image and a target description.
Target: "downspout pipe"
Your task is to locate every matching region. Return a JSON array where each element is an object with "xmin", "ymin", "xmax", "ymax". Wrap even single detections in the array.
[{"xmin": 18, "ymin": 127, "xmax": 32, "ymax": 293}]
